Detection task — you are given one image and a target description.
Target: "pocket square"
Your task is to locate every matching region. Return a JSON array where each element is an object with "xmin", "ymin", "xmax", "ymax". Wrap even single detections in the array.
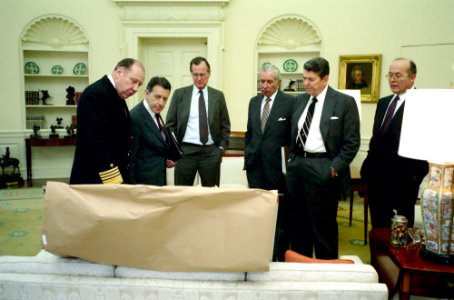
[
  {"xmin": 278, "ymin": 117, "xmax": 287, "ymax": 121},
  {"xmin": 330, "ymin": 116, "xmax": 339, "ymax": 120}
]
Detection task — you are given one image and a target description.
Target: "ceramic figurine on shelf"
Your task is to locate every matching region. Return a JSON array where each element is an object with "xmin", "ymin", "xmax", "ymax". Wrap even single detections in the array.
[
  {"xmin": 66, "ymin": 86, "xmax": 76, "ymax": 105},
  {"xmin": 65, "ymin": 124, "xmax": 76, "ymax": 138},
  {"xmin": 56, "ymin": 117, "xmax": 63, "ymax": 128},
  {"xmin": 30, "ymin": 125, "xmax": 41, "ymax": 138},
  {"xmin": 39, "ymin": 89, "xmax": 53, "ymax": 105},
  {"xmin": 49, "ymin": 125, "xmax": 59, "ymax": 139},
  {"xmin": 283, "ymin": 79, "xmax": 296, "ymax": 91}
]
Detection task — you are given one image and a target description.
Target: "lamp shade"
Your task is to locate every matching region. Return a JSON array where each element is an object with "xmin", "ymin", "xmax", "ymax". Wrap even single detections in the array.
[{"xmin": 398, "ymin": 89, "xmax": 454, "ymax": 163}]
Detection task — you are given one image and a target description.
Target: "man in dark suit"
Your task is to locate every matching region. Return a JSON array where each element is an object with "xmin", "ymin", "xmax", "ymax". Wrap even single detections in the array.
[
  {"xmin": 361, "ymin": 58, "xmax": 428, "ymax": 228},
  {"xmin": 166, "ymin": 57, "xmax": 230, "ymax": 187},
  {"xmin": 70, "ymin": 58, "xmax": 145, "ymax": 184},
  {"xmin": 129, "ymin": 76, "xmax": 176, "ymax": 186},
  {"xmin": 244, "ymin": 63, "xmax": 295, "ymax": 192},
  {"xmin": 244, "ymin": 63, "xmax": 295, "ymax": 261},
  {"xmin": 286, "ymin": 57, "xmax": 360, "ymax": 259}
]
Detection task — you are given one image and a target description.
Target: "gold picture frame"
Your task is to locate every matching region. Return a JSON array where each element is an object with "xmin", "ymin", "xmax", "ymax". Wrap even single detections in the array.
[{"xmin": 338, "ymin": 54, "xmax": 382, "ymax": 102}]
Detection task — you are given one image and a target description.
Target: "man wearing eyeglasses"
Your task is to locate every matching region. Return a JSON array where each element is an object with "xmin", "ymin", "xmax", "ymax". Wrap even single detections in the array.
[
  {"xmin": 361, "ymin": 58, "xmax": 428, "ymax": 228},
  {"xmin": 166, "ymin": 56, "xmax": 231, "ymax": 187}
]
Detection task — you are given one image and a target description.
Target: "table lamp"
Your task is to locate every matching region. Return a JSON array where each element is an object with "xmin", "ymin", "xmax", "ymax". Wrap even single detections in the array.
[{"xmin": 398, "ymin": 89, "xmax": 454, "ymax": 264}]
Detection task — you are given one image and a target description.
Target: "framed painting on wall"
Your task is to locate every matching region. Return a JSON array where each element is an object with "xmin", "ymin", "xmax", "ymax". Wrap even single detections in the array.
[{"xmin": 338, "ymin": 54, "xmax": 382, "ymax": 102}]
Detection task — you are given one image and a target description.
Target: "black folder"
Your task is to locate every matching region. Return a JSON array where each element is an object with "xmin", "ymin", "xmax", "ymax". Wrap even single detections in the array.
[{"xmin": 166, "ymin": 129, "xmax": 182, "ymax": 161}]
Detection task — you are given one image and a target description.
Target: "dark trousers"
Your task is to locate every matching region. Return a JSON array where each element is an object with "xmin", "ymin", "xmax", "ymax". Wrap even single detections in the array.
[
  {"xmin": 175, "ymin": 143, "xmax": 221, "ymax": 187},
  {"xmin": 247, "ymin": 166, "xmax": 289, "ymax": 261},
  {"xmin": 367, "ymin": 175, "xmax": 420, "ymax": 228},
  {"xmin": 286, "ymin": 156, "xmax": 339, "ymax": 259}
]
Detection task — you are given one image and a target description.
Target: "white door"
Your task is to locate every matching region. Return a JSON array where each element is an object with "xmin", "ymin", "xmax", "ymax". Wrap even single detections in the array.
[{"xmin": 138, "ymin": 37, "xmax": 207, "ymax": 117}]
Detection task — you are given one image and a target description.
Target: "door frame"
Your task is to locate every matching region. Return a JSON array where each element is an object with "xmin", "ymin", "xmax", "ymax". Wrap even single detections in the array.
[{"xmin": 121, "ymin": 21, "xmax": 224, "ymax": 107}]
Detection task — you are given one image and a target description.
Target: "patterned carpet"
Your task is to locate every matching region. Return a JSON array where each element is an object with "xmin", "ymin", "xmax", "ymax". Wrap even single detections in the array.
[
  {"xmin": 0, "ymin": 188, "xmax": 371, "ymax": 263},
  {"xmin": 0, "ymin": 188, "xmax": 44, "ymax": 256}
]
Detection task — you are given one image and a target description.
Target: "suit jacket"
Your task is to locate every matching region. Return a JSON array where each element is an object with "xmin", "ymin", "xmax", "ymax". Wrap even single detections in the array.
[
  {"xmin": 361, "ymin": 94, "xmax": 428, "ymax": 183},
  {"xmin": 128, "ymin": 101, "xmax": 169, "ymax": 186},
  {"xmin": 244, "ymin": 91, "xmax": 295, "ymax": 186},
  {"xmin": 70, "ymin": 75, "xmax": 131, "ymax": 184},
  {"xmin": 166, "ymin": 85, "xmax": 231, "ymax": 149},
  {"xmin": 289, "ymin": 86, "xmax": 360, "ymax": 194}
]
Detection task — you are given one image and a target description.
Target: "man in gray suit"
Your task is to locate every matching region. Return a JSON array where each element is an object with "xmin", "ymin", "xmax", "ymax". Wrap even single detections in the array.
[
  {"xmin": 286, "ymin": 57, "xmax": 360, "ymax": 259},
  {"xmin": 166, "ymin": 57, "xmax": 231, "ymax": 187},
  {"xmin": 129, "ymin": 76, "xmax": 175, "ymax": 186}
]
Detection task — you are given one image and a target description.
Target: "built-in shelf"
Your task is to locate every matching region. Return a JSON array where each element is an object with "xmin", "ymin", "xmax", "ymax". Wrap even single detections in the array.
[{"xmin": 21, "ymin": 15, "xmax": 89, "ymax": 130}]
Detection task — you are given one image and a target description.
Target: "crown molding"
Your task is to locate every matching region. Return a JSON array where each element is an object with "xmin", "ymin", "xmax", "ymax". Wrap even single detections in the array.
[
  {"xmin": 113, "ymin": 0, "xmax": 228, "ymax": 21},
  {"xmin": 112, "ymin": 0, "xmax": 229, "ymax": 6}
]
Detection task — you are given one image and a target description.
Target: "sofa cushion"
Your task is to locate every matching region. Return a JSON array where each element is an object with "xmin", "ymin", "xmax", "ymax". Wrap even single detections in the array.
[
  {"xmin": 115, "ymin": 266, "xmax": 246, "ymax": 281},
  {"xmin": 0, "ymin": 250, "xmax": 114, "ymax": 277},
  {"xmin": 0, "ymin": 273, "xmax": 388, "ymax": 300},
  {"xmin": 247, "ymin": 261, "xmax": 379, "ymax": 283}
]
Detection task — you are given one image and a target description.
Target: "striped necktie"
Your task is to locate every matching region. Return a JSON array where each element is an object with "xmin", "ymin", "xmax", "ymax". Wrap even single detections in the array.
[
  {"xmin": 297, "ymin": 97, "xmax": 318, "ymax": 149},
  {"xmin": 261, "ymin": 97, "xmax": 271, "ymax": 133}
]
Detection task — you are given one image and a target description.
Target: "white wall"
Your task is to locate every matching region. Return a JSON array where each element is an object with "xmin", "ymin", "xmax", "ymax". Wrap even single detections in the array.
[{"xmin": 1, "ymin": 0, "xmax": 454, "ymax": 178}]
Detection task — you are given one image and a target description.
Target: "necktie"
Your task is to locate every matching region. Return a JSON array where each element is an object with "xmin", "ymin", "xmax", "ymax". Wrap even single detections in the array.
[
  {"xmin": 297, "ymin": 97, "xmax": 318, "ymax": 149},
  {"xmin": 198, "ymin": 90, "xmax": 208, "ymax": 145},
  {"xmin": 155, "ymin": 113, "xmax": 168, "ymax": 143},
  {"xmin": 379, "ymin": 95, "xmax": 399, "ymax": 134},
  {"xmin": 261, "ymin": 97, "xmax": 271, "ymax": 133}
]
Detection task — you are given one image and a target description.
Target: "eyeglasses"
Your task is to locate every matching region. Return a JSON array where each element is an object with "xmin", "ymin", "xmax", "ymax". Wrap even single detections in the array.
[
  {"xmin": 192, "ymin": 73, "xmax": 208, "ymax": 78},
  {"xmin": 386, "ymin": 72, "xmax": 406, "ymax": 80}
]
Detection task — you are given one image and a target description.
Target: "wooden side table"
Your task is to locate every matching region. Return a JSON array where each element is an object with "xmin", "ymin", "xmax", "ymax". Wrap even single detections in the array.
[
  {"xmin": 25, "ymin": 137, "xmax": 76, "ymax": 186},
  {"xmin": 369, "ymin": 228, "xmax": 454, "ymax": 300}
]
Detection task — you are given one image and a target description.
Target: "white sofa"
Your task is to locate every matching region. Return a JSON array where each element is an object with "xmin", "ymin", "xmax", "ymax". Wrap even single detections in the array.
[{"xmin": 0, "ymin": 250, "xmax": 388, "ymax": 300}]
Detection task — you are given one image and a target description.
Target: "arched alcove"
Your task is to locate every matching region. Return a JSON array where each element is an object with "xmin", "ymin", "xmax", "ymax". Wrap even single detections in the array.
[
  {"xmin": 21, "ymin": 15, "xmax": 88, "ymax": 49},
  {"xmin": 255, "ymin": 15, "xmax": 322, "ymax": 93},
  {"xmin": 257, "ymin": 15, "xmax": 321, "ymax": 52}
]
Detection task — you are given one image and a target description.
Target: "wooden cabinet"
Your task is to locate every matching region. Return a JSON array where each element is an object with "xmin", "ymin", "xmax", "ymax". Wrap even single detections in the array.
[{"xmin": 21, "ymin": 16, "xmax": 89, "ymax": 131}]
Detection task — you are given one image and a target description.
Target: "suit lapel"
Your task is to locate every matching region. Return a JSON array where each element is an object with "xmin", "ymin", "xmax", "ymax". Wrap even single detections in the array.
[
  {"xmin": 293, "ymin": 94, "xmax": 310, "ymax": 139},
  {"xmin": 180, "ymin": 86, "xmax": 193, "ymax": 129},
  {"xmin": 252, "ymin": 95, "xmax": 263, "ymax": 133},
  {"xmin": 139, "ymin": 104, "xmax": 167, "ymax": 145},
  {"xmin": 387, "ymin": 100, "xmax": 405, "ymax": 132},
  {"xmin": 207, "ymin": 87, "xmax": 215, "ymax": 124},
  {"xmin": 319, "ymin": 87, "xmax": 337, "ymax": 139},
  {"xmin": 374, "ymin": 95, "xmax": 394, "ymax": 133}
]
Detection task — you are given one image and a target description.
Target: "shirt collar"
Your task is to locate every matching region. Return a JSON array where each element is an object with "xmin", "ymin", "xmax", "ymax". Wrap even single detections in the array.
[
  {"xmin": 193, "ymin": 85, "xmax": 207, "ymax": 96},
  {"xmin": 312, "ymin": 85, "xmax": 328, "ymax": 106},
  {"xmin": 263, "ymin": 90, "xmax": 278, "ymax": 102},
  {"xmin": 142, "ymin": 99, "xmax": 157, "ymax": 118},
  {"xmin": 107, "ymin": 74, "xmax": 115, "ymax": 88}
]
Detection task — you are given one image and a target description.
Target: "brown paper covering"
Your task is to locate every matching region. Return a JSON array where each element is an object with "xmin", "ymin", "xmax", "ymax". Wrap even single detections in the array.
[{"xmin": 42, "ymin": 182, "xmax": 277, "ymax": 272}]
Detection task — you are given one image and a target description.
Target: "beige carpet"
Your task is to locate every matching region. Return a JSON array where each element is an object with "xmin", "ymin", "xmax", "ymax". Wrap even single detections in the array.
[{"xmin": 0, "ymin": 188, "xmax": 371, "ymax": 263}]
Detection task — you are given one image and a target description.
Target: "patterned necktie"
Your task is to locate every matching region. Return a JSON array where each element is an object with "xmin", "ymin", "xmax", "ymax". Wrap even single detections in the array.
[
  {"xmin": 297, "ymin": 97, "xmax": 318, "ymax": 149},
  {"xmin": 379, "ymin": 95, "xmax": 399, "ymax": 134},
  {"xmin": 199, "ymin": 90, "xmax": 208, "ymax": 145},
  {"xmin": 155, "ymin": 113, "xmax": 168, "ymax": 143},
  {"xmin": 261, "ymin": 97, "xmax": 271, "ymax": 133}
]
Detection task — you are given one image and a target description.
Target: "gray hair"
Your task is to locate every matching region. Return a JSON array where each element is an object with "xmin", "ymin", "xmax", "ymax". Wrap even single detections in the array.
[{"xmin": 260, "ymin": 63, "xmax": 281, "ymax": 80}]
